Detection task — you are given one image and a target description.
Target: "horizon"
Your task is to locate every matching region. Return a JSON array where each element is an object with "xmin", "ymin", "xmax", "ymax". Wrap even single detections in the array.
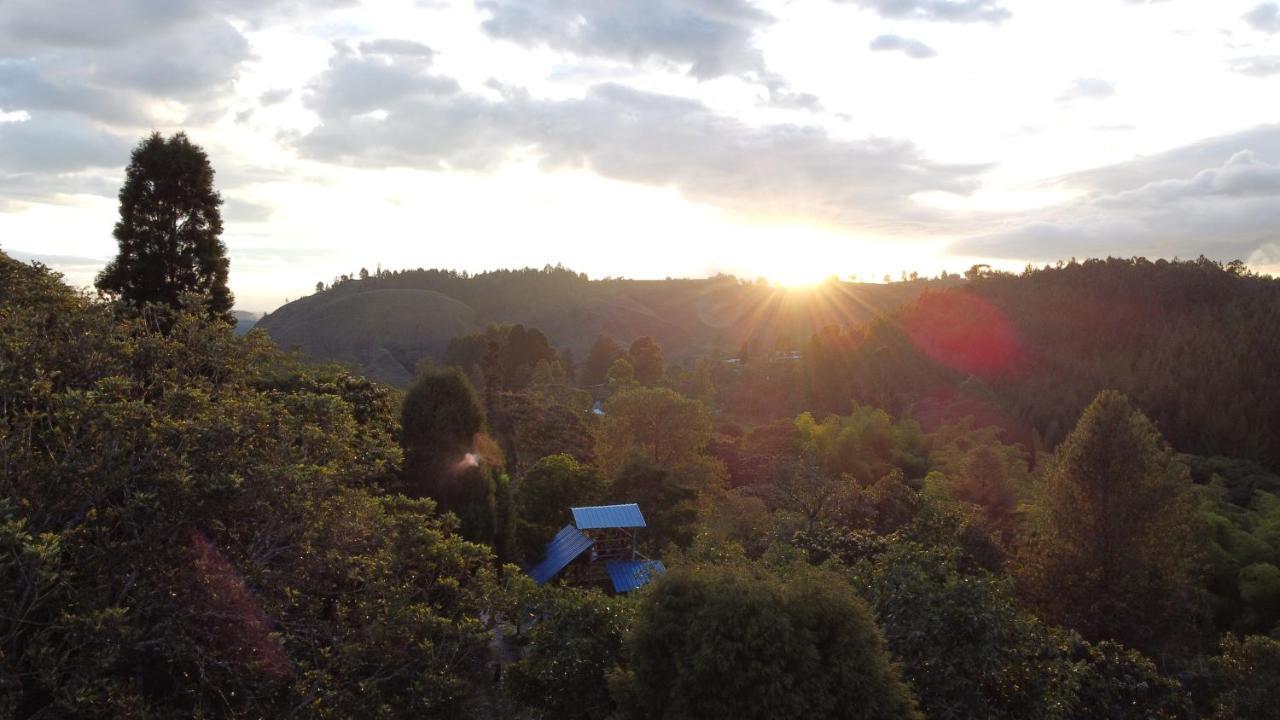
[{"xmin": 6, "ymin": 0, "xmax": 1280, "ymax": 309}]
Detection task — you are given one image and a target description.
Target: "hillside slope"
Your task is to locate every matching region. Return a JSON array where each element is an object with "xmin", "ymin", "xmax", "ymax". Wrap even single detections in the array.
[
  {"xmin": 257, "ymin": 268, "xmax": 947, "ymax": 385},
  {"xmin": 260, "ymin": 287, "xmax": 480, "ymax": 385},
  {"xmin": 797, "ymin": 257, "xmax": 1280, "ymax": 469}
]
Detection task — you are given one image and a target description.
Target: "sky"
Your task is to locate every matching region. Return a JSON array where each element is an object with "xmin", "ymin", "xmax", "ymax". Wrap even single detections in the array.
[{"xmin": 4, "ymin": 0, "xmax": 1280, "ymax": 311}]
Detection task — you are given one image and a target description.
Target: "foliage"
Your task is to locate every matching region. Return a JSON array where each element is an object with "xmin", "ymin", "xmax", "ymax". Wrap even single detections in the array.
[
  {"xmin": 599, "ymin": 387, "xmax": 715, "ymax": 475},
  {"xmin": 1, "ymin": 253, "xmax": 494, "ymax": 717},
  {"xmin": 627, "ymin": 336, "xmax": 664, "ymax": 386},
  {"xmin": 795, "ymin": 257, "xmax": 1280, "ymax": 469},
  {"xmin": 850, "ymin": 542, "xmax": 1189, "ymax": 720},
  {"xmin": 400, "ymin": 366, "xmax": 498, "ymax": 542},
  {"xmin": 1015, "ymin": 390, "xmax": 1206, "ymax": 657},
  {"xmin": 504, "ymin": 584, "xmax": 633, "ymax": 720},
  {"xmin": 445, "ymin": 323, "xmax": 560, "ymax": 392},
  {"xmin": 609, "ymin": 453, "xmax": 701, "ymax": 551},
  {"xmin": 618, "ymin": 561, "xmax": 921, "ymax": 720},
  {"xmin": 1206, "ymin": 634, "xmax": 1280, "ymax": 719},
  {"xmin": 516, "ymin": 454, "xmax": 607, "ymax": 561},
  {"xmin": 95, "ymin": 132, "xmax": 233, "ymax": 321},
  {"xmin": 795, "ymin": 407, "xmax": 930, "ymax": 485},
  {"xmin": 581, "ymin": 335, "xmax": 626, "ymax": 386}
]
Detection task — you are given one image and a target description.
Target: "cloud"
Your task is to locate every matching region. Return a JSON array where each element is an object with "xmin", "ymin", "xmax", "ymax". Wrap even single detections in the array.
[
  {"xmin": 476, "ymin": 0, "xmax": 818, "ymax": 109},
  {"xmin": 0, "ymin": 0, "xmax": 351, "ymax": 128},
  {"xmin": 359, "ymin": 38, "xmax": 436, "ymax": 57},
  {"xmin": 836, "ymin": 0, "xmax": 1010, "ymax": 24},
  {"xmin": 1243, "ymin": 3, "xmax": 1280, "ymax": 33},
  {"xmin": 953, "ymin": 135, "xmax": 1280, "ymax": 262},
  {"xmin": 869, "ymin": 34, "xmax": 938, "ymax": 59},
  {"xmin": 1057, "ymin": 77, "xmax": 1115, "ymax": 103},
  {"xmin": 297, "ymin": 45, "xmax": 988, "ymax": 231},
  {"xmin": 1063, "ymin": 124, "xmax": 1280, "ymax": 193},
  {"xmin": 478, "ymin": 0, "xmax": 771, "ymax": 79},
  {"xmin": 223, "ymin": 198, "xmax": 275, "ymax": 222},
  {"xmin": 0, "ymin": 112, "xmax": 130, "ymax": 174},
  {"xmin": 259, "ymin": 88, "xmax": 293, "ymax": 105},
  {"xmin": 1230, "ymin": 55, "xmax": 1280, "ymax": 77}
]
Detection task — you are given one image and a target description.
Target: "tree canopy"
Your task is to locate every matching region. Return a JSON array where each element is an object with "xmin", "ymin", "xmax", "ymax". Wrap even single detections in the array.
[{"xmin": 96, "ymin": 132, "xmax": 233, "ymax": 321}]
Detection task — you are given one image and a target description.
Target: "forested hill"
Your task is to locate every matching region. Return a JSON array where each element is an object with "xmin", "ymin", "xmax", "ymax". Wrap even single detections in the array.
[
  {"xmin": 796, "ymin": 257, "xmax": 1280, "ymax": 469},
  {"xmin": 257, "ymin": 267, "xmax": 949, "ymax": 385}
]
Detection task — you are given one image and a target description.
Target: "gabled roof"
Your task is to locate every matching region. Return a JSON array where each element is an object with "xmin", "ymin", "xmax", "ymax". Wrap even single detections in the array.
[
  {"xmin": 528, "ymin": 525, "xmax": 593, "ymax": 585},
  {"xmin": 571, "ymin": 503, "xmax": 646, "ymax": 530},
  {"xmin": 607, "ymin": 560, "xmax": 666, "ymax": 593}
]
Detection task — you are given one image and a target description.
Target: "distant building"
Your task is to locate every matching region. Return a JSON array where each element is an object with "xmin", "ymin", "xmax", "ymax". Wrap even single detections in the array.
[{"xmin": 527, "ymin": 503, "xmax": 665, "ymax": 594}]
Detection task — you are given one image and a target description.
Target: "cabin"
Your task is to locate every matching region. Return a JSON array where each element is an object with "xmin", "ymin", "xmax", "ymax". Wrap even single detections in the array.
[{"xmin": 527, "ymin": 503, "xmax": 665, "ymax": 594}]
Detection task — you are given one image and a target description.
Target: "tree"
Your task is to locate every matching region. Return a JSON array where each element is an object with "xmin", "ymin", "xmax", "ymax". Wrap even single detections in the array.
[
  {"xmin": 2, "ymin": 253, "xmax": 494, "ymax": 717},
  {"xmin": 582, "ymin": 335, "xmax": 625, "ymax": 386},
  {"xmin": 504, "ymin": 584, "xmax": 633, "ymax": 720},
  {"xmin": 599, "ymin": 387, "xmax": 713, "ymax": 473},
  {"xmin": 617, "ymin": 562, "xmax": 921, "ymax": 720},
  {"xmin": 96, "ymin": 132, "xmax": 233, "ymax": 321},
  {"xmin": 516, "ymin": 454, "xmax": 606, "ymax": 560},
  {"xmin": 605, "ymin": 357, "xmax": 636, "ymax": 389},
  {"xmin": 1208, "ymin": 634, "xmax": 1280, "ymax": 719},
  {"xmin": 1015, "ymin": 390, "xmax": 1205, "ymax": 656},
  {"xmin": 628, "ymin": 336, "xmax": 664, "ymax": 386},
  {"xmin": 610, "ymin": 453, "xmax": 700, "ymax": 550},
  {"xmin": 400, "ymin": 367, "xmax": 497, "ymax": 542}
]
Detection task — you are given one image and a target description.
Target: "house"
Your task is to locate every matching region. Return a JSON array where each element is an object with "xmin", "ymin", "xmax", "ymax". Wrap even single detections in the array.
[{"xmin": 526, "ymin": 503, "xmax": 665, "ymax": 594}]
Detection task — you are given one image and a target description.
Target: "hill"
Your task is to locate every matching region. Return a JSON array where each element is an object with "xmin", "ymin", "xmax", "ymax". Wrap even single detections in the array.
[
  {"xmin": 792, "ymin": 257, "xmax": 1280, "ymax": 470},
  {"xmin": 257, "ymin": 287, "xmax": 480, "ymax": 386},
  {"xmin": 231, "ymin": 310, "xmax": 261, "ymax": 336},
  {"xmin": 257, "ymin": 267, "xmax": 950, "ymax": 385}
]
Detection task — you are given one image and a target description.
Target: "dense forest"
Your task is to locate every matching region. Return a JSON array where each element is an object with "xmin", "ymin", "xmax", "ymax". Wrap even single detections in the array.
[
  {"xmin": 7, "ymin": 246, "xmax": 1280, "ymax": 718},
  {"xmin": 5, "ymin": 133, "xmax": 1280, "ymax": 719}
]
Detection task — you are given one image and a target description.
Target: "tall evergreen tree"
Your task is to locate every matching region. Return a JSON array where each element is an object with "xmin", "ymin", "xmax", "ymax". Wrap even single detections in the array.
[
  {"xmin": 581, "ymin": 335, "xmax": 625, "ymax": 386},
  {"xmin": 628, "ymin": 336, "xmax": 665, "ymax": 386},
  {"xmin": 1015, "ymin": 390, "xmax": 1205, "ymax": 656},
  {"xmin": 96, "ymin": 132, "xmax": 233, "ymax": 321},
  {"xmin": 400, "ymin": 367, "xmax": 496, "ymax": 542}
]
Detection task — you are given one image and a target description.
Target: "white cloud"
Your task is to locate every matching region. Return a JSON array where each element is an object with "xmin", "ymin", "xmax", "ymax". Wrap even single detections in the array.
[
  {"xmin": 835, "ymin": 0, "xmax": 1010, "ymax": 24},
  {"xmin": 869, "ymin": 34, "xmax": 938, "ymax": 59},
  {"xmin": 1057, "ymin": 77, "xmax": 1115, "ymax": 104}
]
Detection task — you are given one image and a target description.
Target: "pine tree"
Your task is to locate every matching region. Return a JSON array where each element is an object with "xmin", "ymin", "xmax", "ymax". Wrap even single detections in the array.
[
  {"xmin": 1015, "ymin": 390, "xmax": 1205, "ymax": 656},
  {"xmin": 96, "ymin": 132, "xmax": 233, "ymax": 321}
]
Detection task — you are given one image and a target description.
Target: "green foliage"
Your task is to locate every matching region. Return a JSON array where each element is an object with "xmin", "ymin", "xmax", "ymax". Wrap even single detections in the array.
[
  {"xmin": 1195, "ymin": 475, "xmax": 1280, "ymax": 634},
  {"xmin": 796, "ymin": 257, "xmax": 1280, "ymax": 470},
  {"xmin": 400, "ymin": 366, "xmax": 498, "ymax": 542},
  {"xmin": 852, "ymin": 543, "xmax": 1041, "ymax": 720},
  {"xmin": 95, "ymin": 132, "xmax": 233, "ymax": 321},
  {"xmin": 795, "ymin": 406, "xmax": 930, "ymax": 485},
  {"xmin": 1, "ymin": 253, "xmax": 495, "ymax": 717},
  {"xmin": 627, "ymin": 335, "xmax": 664, "ymax": 386},
  {"xmin": 582, "ymin": 335, "xmax": 626, "ymax": 386},
  {"xmin": 445, "ymin": 323, "xmax": 560, "ymax": 392},
  {"xmin": 599, "ymin": 387, "xmax": 715, "ymax": 474},
  {"xmin": 1207, "ymin": 634, "xmax": 1280, "ymax": 719},
  {"xmin": 516, "ymin": 454, "xmax": 607, "ymax": 560},
  {"xmin": 610, "ymin": 453, "xmax": 701, "ymax": 550},
  {"xmin": 605, "ymin": 357, "xmax": 636, "ymax": 389},
  {"xmin": 1016, "ymin": 390, "xmax": 1206, "ymax": 656},
  {"xmin": 844, "ymin": 541, "xmax": 1193, "ymax": 720},
  {"xmin": 619, "ymin": 561, "xmax": 921, "ymax": 720},
  {"xmin": 505, "ymin": 585, "xmax": 633, "ymax": 720}
]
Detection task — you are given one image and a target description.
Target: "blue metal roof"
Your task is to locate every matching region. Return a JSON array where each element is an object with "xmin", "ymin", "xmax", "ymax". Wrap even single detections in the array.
[
  {"xmin": 607, "ymin": 560, "xmax": 666, "ymax": 593},
  {"xmin": 571, "ymin": 503, "xmax": 646, "ymax": 529},
  {"xmin": 528, "ymin": 525, "xmax": 593, "ymax": 585}
]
